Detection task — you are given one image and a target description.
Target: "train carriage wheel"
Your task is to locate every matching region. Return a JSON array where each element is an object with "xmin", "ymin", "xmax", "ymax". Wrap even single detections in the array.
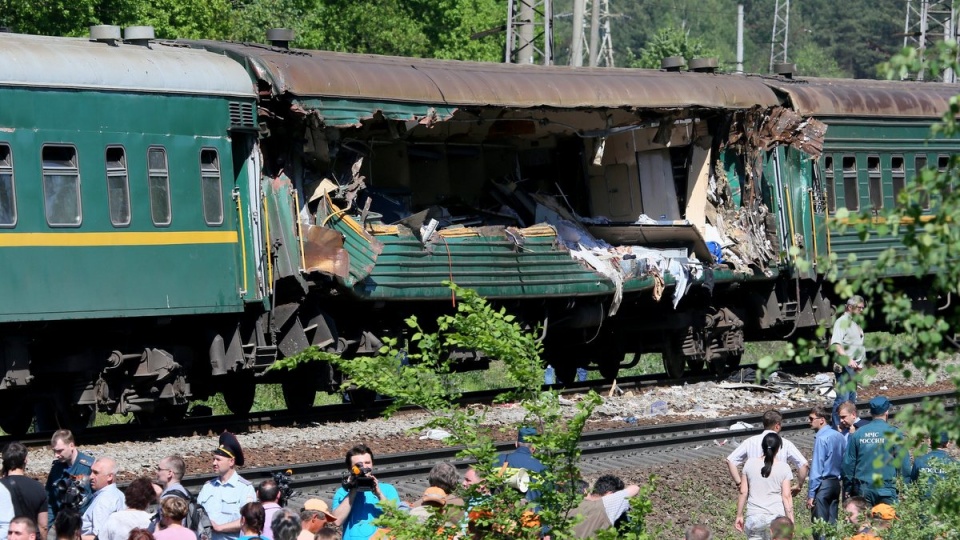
[
  {"xmin": 0, "ymin": 396, "xmax": 34, "ymax": 435},
  {"xmin": 222, "ymin": 375, "xmax": 256, "ymax": 414},
  {"xmin": 661, "ymin": 344, "xmax": 686, "ymax": 379},
  {"xmin": 281, "ymin": 378, "xmax": 317, "ymax": 411}
]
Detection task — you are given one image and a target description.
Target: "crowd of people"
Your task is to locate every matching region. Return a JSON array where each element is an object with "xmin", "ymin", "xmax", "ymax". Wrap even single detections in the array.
[{"xmin": 0, "ymin": 425, "xmax": 643, "ymax": 540}]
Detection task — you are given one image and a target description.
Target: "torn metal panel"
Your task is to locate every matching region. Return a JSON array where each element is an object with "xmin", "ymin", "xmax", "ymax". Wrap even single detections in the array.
[
  {"xmin": 300, "ymin": 224, "xmax": 351, "ymax": 279},
  {"xmin": 761, "ymin": 76, "xmax": 957, "ymax": 118},
  {"xmin": 315, "ymin": 199, "xmax": 383, "ymax": 286},
  {"xmin": 758, "ymin": 106, "xmax": 827, "ymax": 158}
]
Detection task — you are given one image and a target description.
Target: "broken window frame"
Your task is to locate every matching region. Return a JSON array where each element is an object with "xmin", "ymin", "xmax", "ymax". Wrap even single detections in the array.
[
  {"xmin": 842, "ymin": 154, "xmax": 859, "ymax": 212},
  {"xmin": 0, "ymin": 143, "xmax": 15, "ymax": 227},
  {"xmin": 199, "ymin": 148, "xmax": 223, "ymax": 226},
  {"xmin": 891, "ymin": 155, "xmax": 905, "ymax": 206},
  {"xmin": 867, "ymin": 154, "xmax": 882, "ymax": 210},
  {"xmin": 822, "ymin": 155, "xmax": 836, "ymax": 214},
  {"xmin": 147, "ymin": 146, "xmax": 172, "ymax": 227},
  {"xmin": 105, "ymin": 145, "xmax": 131, "ymax": 227},
  {"xmin": 41, "ymin": 144, "xmax": 82, "ymax": 227}
]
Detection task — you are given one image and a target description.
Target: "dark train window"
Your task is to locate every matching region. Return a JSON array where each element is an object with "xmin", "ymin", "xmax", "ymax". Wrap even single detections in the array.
[
  {"xmin": 42, "ymin": 145, "xmax": 81, "ymax": 226},
  {"xmin": 200, "ymin": 149, "xmax": 223, "ymax": 226},
  {"xmin": 842, "ymin": 155, "xmax": 858, "ymax": 211},
  {"xmin": 823, "ymin": 155, "xmax": 836, "ymax": 213},
  {"xmin": 891, "ymin": 155, "xmax": 905, "ymax": 205},
  {"xmin": 147, "ymin": 147, "xmax": 171, "ymax": 226},
  {"xmin": 867, "ymin": 155, "xmax": 882, "ymax": 209},
  {"xmin": 916, "ymin": 155, "xmax": 931, "ymax": 210},
  {"xmin": 0, "ymin": 144, "xmax": 15, "ymax": 227},
  {"xmin": 939, "ymin": 154, "xmax": 952, "ymax": 193},
  {"xmin": 105, "ymin": 146, "xmax": 130, "ymax": 227}
]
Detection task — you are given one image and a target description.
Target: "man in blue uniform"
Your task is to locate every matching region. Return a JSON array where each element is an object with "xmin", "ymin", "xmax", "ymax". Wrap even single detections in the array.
[
  {"xmin": 45, "ymin": 430, "xmax": 94, "ymax": 522},
  {"xmin": 495, "ymin": 427, "xmax": 546, "ymax": 502},
  {"xmin": 841, "ymin": 396, "xmax": 911, "ymax": 505},
  {"xmin": 910, "ymin": 432, "xmax": 955, "ymax": 492},
  {"xmin": 332, "ymin": 444, "xmax": 400, "ymax": 540},
  {"xmin": 805, "ymin": 405, "xmax": 845, "ymax": 538},
  {"xmin": 198, "ymin": 432, "xmax": 256, "ymax": 540}
]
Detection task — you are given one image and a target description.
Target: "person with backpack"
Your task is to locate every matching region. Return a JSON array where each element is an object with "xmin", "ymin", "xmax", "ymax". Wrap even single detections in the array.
[
  {"xmin": 154, "ymin": 496, "xmax": 198, "ymax": 540},
  {"xmin": 151, "ymin": 455, "xmax": 208, "ymax": 539},
  {"xmin": 157, "ymin": 457, "xmax": 190, "ymax": 501},
  {"xmin": 2, "ymin": 442, "xmax": 48, "ymax": 538}
]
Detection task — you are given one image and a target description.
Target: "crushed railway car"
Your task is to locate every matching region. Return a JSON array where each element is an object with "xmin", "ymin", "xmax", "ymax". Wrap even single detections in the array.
[{"xmin": 186, "ymin": 39, "xmax": 838, "ymax": 386}]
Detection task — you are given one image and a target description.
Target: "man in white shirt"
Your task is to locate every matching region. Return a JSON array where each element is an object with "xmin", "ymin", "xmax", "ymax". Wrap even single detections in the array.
[
  {"xmin": 80, "ymin": 457, "xmax": 125, "ymax": 540},
  {"xmin": 0, "ymin": 481, "xmax": 13, "ymax": 539},
  {"xmin": 726, "ymin": 410, "xmax": 809, "ymax": 495}
]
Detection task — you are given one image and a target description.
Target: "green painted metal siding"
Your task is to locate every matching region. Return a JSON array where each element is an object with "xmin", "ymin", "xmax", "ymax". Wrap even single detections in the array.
[{"xmin": 0, "ymin": 88, "xmax": 250, "ymax": 322}]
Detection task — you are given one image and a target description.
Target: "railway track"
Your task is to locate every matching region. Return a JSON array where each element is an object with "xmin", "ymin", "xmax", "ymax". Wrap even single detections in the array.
[
  {"xmin": 7, "ymin": 361, "xmax": 823, "ymax": 449},
  {"xmin": 177, "ymin": 389, "xmax": 956, "ymax": 501}
]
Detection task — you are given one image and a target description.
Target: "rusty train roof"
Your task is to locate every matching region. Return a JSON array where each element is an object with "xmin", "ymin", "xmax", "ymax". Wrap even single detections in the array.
[
  {"xmin": 0, "ymin": 33, "xmax": 255, "ymax": 97},
  {"xmin": 184, "ymin": 41, "xmax": 781, "ymax": 110},
  {"xmin": 761, "ymin": 76, "xmax": 959, "ymax": 118}
]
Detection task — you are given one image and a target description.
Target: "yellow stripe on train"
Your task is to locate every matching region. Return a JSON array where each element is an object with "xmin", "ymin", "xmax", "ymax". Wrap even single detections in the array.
[{"xmin": 0, "ymin": 231, "xmax": 239, "ymax": 247}]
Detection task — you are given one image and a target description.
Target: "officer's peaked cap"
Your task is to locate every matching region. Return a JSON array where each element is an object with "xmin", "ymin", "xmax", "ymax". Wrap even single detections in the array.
[{"xmin": 214, "ymin": 431, "xmax": 245, "ymax": 466}]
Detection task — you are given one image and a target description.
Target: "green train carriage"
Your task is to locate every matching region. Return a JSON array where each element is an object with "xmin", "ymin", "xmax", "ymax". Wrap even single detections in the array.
[{"xmin": 0, "ymin": 29, "xmax": 273, "ymax": 432}]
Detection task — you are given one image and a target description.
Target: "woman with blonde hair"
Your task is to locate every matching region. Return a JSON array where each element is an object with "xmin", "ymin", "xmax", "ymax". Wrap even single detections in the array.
[{"xmin": 734, "ymin": 432, "xmax": 794, "ymax": 539}]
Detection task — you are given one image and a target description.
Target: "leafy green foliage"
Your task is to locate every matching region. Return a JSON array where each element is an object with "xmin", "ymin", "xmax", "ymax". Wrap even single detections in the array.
[
  {"xmin": 274, "ymin": 283, "xmax": 656, "ymax": 538},
  {"xmin": 624, "ymin": 26, "xmax": 716, "ymax": 69}
]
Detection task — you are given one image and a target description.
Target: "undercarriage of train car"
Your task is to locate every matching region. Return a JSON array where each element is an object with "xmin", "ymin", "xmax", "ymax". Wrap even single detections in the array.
[{"xmin": 250, "ymin": 98, "xmax": 831, "ymax": 388}]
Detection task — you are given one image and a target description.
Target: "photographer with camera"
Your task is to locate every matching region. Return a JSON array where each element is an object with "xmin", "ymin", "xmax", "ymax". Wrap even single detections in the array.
[
  {"xmin": 46, "ymin": 430, "xmax": 94, "ymax": 521},
  {"xmin": 198, "ymin": 433, "xmax": 256, "ymax": 540},
  {"xmin": 332, "ymin": 444, "xmax": 399, "ymax": 540}
]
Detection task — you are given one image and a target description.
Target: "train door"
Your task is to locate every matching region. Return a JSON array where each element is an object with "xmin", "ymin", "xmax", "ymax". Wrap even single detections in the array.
[
  {"xmin": 769, "ymin": 146, "xmax": 825, "ymax": 279},
  {"xmin": 231, "ymin": 134, "xmax": 268, "ymax": 301}
]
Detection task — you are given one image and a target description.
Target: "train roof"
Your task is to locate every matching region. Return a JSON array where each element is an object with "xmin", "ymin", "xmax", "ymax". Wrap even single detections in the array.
[
  {"xmin": 183, "ymin": 41, "xmax": 781, "ymax": 116},
  {"xmin": 0, "ymin": 33, "xmax": 255, "ymax": 98},
  {"xmin": 761, "ymin": 76, "xmax": 959, "ymax": 118}
]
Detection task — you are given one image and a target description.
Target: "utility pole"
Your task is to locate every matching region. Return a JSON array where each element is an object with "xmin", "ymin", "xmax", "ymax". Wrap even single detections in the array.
[
  {"xmin": 903, "ymin": 0, "xmax": 959, "ymax": 81},
  {"xmin": 506, "ymin": 0, "xmax": 553, "ymax": 65},
  {"xmin": 769, "ymin": 0, "xmax": 790, "ymax": 73},
  {"xmin": 737, "ymin": 4, "xmax": 744, "ymax": 73},
  {"xmin": 568, "ymin": 0, "xmax": 616, "ymax": 67}
]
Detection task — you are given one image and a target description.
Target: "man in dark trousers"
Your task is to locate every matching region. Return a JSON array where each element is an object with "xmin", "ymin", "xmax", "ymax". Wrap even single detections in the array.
[
  {"xmin": 841, "ymin": 396, "xmax": 911, "ymax": 505},
  {"xmin": 1, "ymin": 442, "xmax": 48, "ymax": 538},
  {"xmin": 495, "ymin": 427, "xmax": 546, "ymax": 502},
  {"xmin": 805, "ymin": 405, "xmax": 845, "ymax": 539}
]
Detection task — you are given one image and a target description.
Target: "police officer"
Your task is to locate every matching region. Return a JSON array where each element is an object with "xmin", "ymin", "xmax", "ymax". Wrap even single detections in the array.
[
  {"xmin": 198, "ymin": 432, "xmax": 256, "ymax": 540},
  {"xmin": 841, "ymin": 396, "xmax": 911, "ymax": 505},
  {"xmin": 45, "ymin": 430, "xmax": 94, "ymax": 521}
]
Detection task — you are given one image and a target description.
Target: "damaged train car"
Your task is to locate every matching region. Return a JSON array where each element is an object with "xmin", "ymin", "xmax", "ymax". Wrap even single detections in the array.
[{"xmin": 190, "ymin": 39, "xmax": 834, "ymax": 384}]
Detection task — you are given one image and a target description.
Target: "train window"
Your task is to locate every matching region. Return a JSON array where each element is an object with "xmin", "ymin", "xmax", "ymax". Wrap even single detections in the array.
[
  {"xmin": 0, "ymin": 144, "xmax": 15, "ymax": 227},
  {"xmin": 891, "ymin": 155, "xmax": 905, "ymax": 205},
  {"xmin": 823, "ymin": 155, "xmax": 836, "ymax": 213},
  {"xmin": 916, "ymin": 155, "xmax": 931, "ymax": 210},
  {"xmin": 199, "ymin": 149, "xmax": 223, "ymax": 226},
  {"xmin": 842, "ymin": 155, "xmax": 858, "ymax": 211},
  {"xmin": 41, "ymin": 145, "xmax": 81, "ymax": 226},
  {"xmin": 147, "ymin": 147, "xmax": 171, "ymax": 226},
  {"xmin": 105, "ymin": 146, "xmax": 130, "ymax": 227},
  {"xmin": 867, "ymin": 155, "xmax": 882, "ymax": 209},
  {"xmin": 939, "ymin": 154, "xmax": 951, "ymax": 193}
]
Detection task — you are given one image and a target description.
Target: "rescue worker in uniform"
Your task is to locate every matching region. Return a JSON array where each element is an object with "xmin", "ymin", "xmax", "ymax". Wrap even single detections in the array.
[
  {"xmin": 45, "ymin": 430, "xmax": 94, "ymax": 521},
  {"xmin": 841, "ymin": 396, "xmax": 911, "ymax": 505},
  {"xmin": 198, "ymin": 432, "xmax": 256, "ymax": 540},
  {"xmin": 495, "ymin": 427, "xmax": 546, "ymax": 502}
]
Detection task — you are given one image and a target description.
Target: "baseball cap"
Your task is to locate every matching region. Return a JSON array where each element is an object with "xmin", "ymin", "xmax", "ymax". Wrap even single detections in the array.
[
  {"xmin": 869, "ymin": 396, "xmax": 891, "ymax": 415},
  {"xmin": 517, "ymin": 426, "xmax": 538, "ymax": 442},
  {"xmin": 871, "ymin": 503, "xmax": 896, "ymax": 520},
  {"xmin": 422, "ymin": 486, "xmax": 447, "ymax": 506},
  {"xmin": 302, "ymin": 499, "xmax": 336, "ymax": 522}
]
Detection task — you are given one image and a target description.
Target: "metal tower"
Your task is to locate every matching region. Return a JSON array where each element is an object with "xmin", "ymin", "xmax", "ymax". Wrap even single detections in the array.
[
  {"xmin": 903, "ymin": 0, "xmax": 958, "ymax": 81},
  {"xmin": 570, "ymin": 0, "xmax": 615, "ymax": 67},
  {"xmin": 769, "ymin": 0, "xmax": 790, "ymax": 72},
  {"xmin": 506, "ymin": 0, "xmax": 553, "ymax": 65}
]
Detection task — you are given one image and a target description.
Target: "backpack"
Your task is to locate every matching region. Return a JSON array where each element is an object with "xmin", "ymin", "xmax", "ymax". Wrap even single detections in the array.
[{"xmin": 149, "ymin": 488, "xmax": 212, "ymax": 540}]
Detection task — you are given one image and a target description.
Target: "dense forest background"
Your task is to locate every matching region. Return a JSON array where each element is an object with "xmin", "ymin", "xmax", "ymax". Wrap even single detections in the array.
[{"xmin": 0, "ymin": 0, "xmax": 907, "ymax": 78}]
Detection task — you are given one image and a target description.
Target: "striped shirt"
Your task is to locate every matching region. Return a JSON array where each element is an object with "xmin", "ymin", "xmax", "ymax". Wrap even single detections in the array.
[{"xmin": 726, "ymin": 430, "xmax": 809, "ymax": 470}]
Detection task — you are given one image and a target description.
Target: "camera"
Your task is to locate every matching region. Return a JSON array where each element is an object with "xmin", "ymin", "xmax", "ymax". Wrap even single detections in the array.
[
  {"xmin": 343, "ymin": 465, "xmax": 375, "ymax": 492},
  {"xmin": 55, "ymin": 475, "xmax": 88, "ymax": 511},
  {"xmin": 271, "ymin": 469, "xmax": 296, "ymax": 507}
]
